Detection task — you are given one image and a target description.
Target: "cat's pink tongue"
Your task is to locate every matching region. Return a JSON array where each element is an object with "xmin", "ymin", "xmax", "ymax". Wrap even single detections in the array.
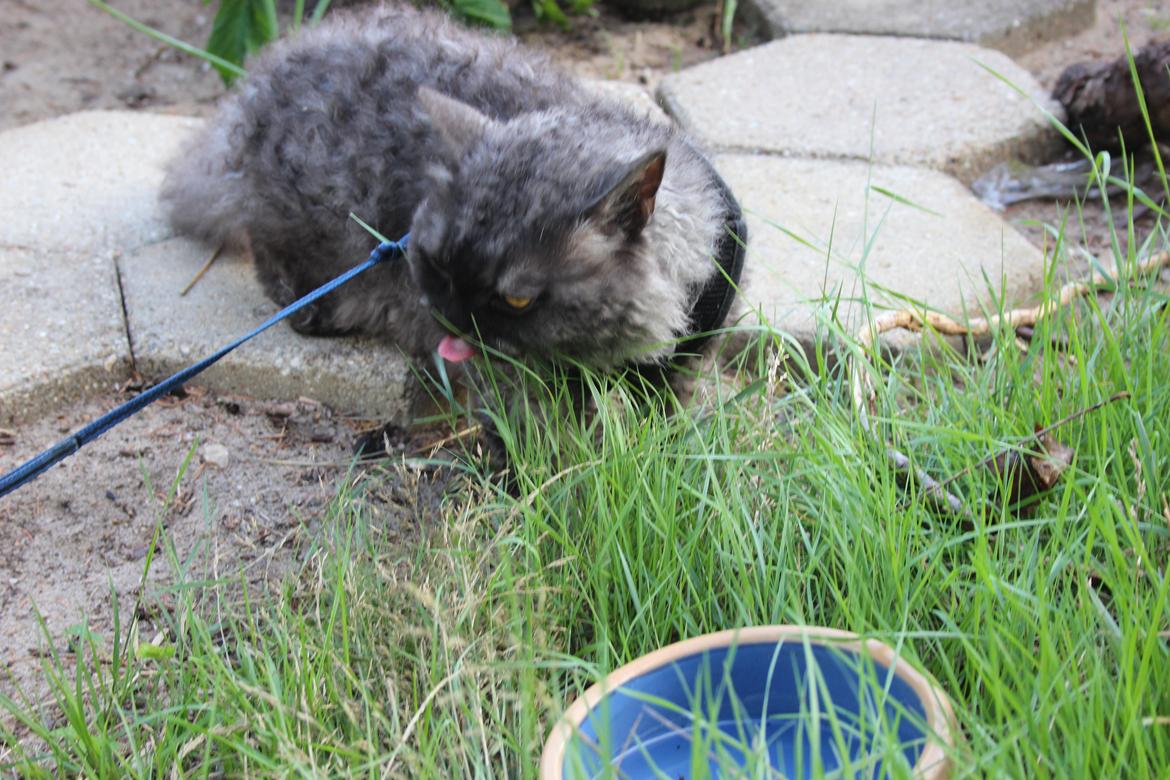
[{"xmin": 438, "ymin": 335, "xmax": 477, "ymax": 363}]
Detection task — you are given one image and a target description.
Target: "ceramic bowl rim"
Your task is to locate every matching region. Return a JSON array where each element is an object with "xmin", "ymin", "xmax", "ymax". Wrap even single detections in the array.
[{"xmin": 538, "ymin": 625, "xmax": 955, "ymax": 779}]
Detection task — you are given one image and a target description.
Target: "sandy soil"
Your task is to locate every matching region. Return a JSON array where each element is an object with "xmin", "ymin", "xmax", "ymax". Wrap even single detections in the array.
[
  {"xmin": 516, "ymin": 3, "xmax": 757, "ymax": 90},
  {"xmin": 0, "ymin": 0, "xmax": 741, "ymax": 132},
  {"xmin": 0, "ymin": 385, "xmax": 454, "ymax": 701},
  {"xmin": 0, "ymin": 0, "xmax": 223, "ymax": 132},
  {"xmin": 1018, "ymin": 0, "xmax": 1170, "ymax": 87},
  {"xmin": 0, "ymin": 0, "xmax": 1165, "ymax": 710}
]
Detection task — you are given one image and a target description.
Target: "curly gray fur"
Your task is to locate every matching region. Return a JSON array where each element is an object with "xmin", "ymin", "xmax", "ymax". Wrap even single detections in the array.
[{"xmin": 163, "ymin": 3, "xmax": 730, "ymax": 369}]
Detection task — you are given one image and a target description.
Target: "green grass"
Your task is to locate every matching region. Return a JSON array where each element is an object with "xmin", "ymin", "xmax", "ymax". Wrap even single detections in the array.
[
  {"xmin": 3, "ymin": 211, "xmax": 1168, "ymax": 776},
  {"xmin": 3, "ymin": 132, "xmax": 1170, "ymax": 780}
]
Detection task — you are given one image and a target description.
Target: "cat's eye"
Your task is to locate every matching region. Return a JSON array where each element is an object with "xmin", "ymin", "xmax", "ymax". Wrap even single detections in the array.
[{"xmin": 502, "ymin": 295, "xmax": 532, "ymax": 311}]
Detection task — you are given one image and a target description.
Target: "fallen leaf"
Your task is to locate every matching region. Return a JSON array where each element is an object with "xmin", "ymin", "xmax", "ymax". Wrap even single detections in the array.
[
  {"xmin": 923, "ymin": 393, "xmax": 1126, "ymax": 516},
  {"xmin": 988, "ymin": 431, "xmax": 1075, "ymax": 506}
]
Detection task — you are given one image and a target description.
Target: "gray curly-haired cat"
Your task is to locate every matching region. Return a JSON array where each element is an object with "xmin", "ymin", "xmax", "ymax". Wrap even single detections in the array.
[{"xmin": 163, "ymin": 3, "xmax": 744, "ymax": 374}]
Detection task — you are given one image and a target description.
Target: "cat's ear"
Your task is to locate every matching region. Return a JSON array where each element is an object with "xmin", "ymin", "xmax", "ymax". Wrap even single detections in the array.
[
  {"xmin": 417, "ymin": 87, "xmax": 491, "ymax": 161},
  {"xmin": 588, "ymin": 150, "xmax": 667, "ymax": 238}
]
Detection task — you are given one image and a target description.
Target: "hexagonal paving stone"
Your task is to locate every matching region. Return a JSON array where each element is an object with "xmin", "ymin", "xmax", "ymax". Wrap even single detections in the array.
[
  {"xmin": 660, "ymin": 35, "xmax": 1062, "ymax": 183},
  {"xmin": 0, "ymin": 111, "xmax": 186, "ymax": 424},
  {"xmin": 119, "ymin": 238, "xmax": 423, "ymax": 424},
  {"xmin": 0, "ymin": 247, "xmax": 131, "ymax": 426},
  {"xmin": 0, "ymin": 111, "xmax": 200, "ymax": 255},
  {"xmin": 742, "ymin": 0, "xmax": 1096, "ymax": 56},
  {"xmin": 716, "ymin": 154, "xmax": 1048, "ymax": 352}
]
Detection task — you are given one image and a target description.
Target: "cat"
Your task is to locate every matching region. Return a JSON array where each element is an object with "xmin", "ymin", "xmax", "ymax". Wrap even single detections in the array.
[{"xmin": 162, "ymin": 2, "xmax": 745, "ymax": 380}]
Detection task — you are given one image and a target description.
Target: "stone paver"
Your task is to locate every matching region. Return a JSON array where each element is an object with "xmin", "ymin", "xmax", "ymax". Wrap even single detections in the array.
[
  {"xmin": 119, "ymin": 238, "xmax": 420, "ymax": 423},
  {"xmin": 0, "ymin": 50, "xmax": 1055, "ymax": 427},
  {"xmin": 0, "ymin": 247, "xmax": 131, "ymax": 426},
  {"xmin": 659, "ymin": 35, "xmax": 1062, "ymax": 183},
  {"xmin": 0, "ymin": 109, "xmax": 191, "ymax": 424},
  {"xmin": 0, "ymin": 111, "xmax": 200, "ymax": 254},
  {"xmin": 743, "ymin": 0, "xmax": 1096, "ymax": 57},
  {"xmin": 715, "ymin": 154, "xmax": 1047, "ymax": 351}
]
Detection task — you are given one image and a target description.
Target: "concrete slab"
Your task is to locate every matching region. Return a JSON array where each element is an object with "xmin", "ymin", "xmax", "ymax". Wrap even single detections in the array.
[
  {"xmin": 119, "ymin": 238, "xmax": 421, "ymax": 423},
  {"xmin": 0, "ymin": 247, "xmax": 131, "ymax": 426},
  {"xmin": 716, "ymin": 154, "xmax": 1048, "ymax": 352},
  {"xmin": 659, "ymin": 35, "xmax": 1062, "ymax": 183},
  {"xmin": 742, "ymin": 0, "xmax": 1096, "ymax": 57},
  {"xmin": 0, "ymin": 111, "xmax": 199, "ymax": 255}
]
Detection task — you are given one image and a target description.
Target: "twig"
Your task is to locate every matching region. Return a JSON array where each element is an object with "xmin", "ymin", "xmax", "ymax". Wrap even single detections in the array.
[
  {"xmin": 179, "ymin": 243, "xmax": 224, "ymax": 296},
  {"xmin": 133, "ymin": 43, "xmax": 168, "ymax": 79},
  {"xmin": 249, "ymin": 456, "xmax": 438, "ymax": 469},
  {"xmin": 884, "ymin": 445, "xmax": 967, "ymax": 515},
  {"xmin": 409, "ymin": 423, "xmax": 482, "ymax": 455},
  {"xmin": 850, "ymin": 250, "xmax": 1169, "ymax": 515}
]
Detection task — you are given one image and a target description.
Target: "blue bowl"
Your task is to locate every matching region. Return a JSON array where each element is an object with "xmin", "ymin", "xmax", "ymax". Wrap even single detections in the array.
[{"xmin": 540, "ymin": 627, "xmax": 953, "ymax": 779}]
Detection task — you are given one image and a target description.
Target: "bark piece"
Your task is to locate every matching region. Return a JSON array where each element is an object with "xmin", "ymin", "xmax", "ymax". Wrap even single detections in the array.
[{"xmin": 1053, "ymin": 39, "xmax": 1170, "ymax": 152}]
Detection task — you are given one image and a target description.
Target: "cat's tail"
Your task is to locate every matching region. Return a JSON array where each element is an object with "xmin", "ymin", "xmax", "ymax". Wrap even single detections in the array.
[{"xmin": 160, "ymin": 101, "xmax": 251, "ymax": 249}]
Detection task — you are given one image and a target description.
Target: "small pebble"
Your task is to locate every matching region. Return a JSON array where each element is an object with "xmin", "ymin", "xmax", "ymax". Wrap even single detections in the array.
[
  {"xmin": 265, "ymin": 401, "xmax": 297, "ymax": 419},
  {"xmin": 202, "ymin": 442, "xmax": 230, "ymax": 468}
]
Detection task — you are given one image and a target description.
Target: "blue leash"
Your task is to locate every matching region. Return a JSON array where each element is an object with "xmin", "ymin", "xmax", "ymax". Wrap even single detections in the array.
[{"xmin": 0, "ymin": 235, "xmax": 409, "ymax": 500}]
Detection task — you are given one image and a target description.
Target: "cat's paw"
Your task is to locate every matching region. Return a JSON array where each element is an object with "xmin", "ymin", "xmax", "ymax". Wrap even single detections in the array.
[{"xmin": 288, "ymin": 301, "xmax": 356, "ymax": 338}]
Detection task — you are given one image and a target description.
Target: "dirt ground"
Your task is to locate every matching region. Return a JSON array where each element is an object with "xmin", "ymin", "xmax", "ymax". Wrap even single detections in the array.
[
  {"xmin": 0, "ymin": 0, "xmax": 737, "ymax": 131},
  {"xmin": 0, "ymin": 384, "xmax": 455, "ymax": 704},
  {"xmin": 0, "ymin": 0, "xmax": 1166, "ymax": 707}
]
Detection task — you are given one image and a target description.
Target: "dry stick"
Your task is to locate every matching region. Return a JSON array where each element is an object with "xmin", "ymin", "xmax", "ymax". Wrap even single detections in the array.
[
  {"xmin": 248, "ymin": 425, "xmax": 485, "ymax": 468},
  {"xmin": 133, "ymin": 43, "xmax": 168, "ymax": 79},
  {"xmin": 409, "ymin": 423, "xmax": 482, "ymax": 455},
  {"xmin": 850, "ymin": 250, "xmax": 1169, "ymax": 515},
  {"xmin": 179, "ymin": 243, "xmax": 224, "ymax": 296}
]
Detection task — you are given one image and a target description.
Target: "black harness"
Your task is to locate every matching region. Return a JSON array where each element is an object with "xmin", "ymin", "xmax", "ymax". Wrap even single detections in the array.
[{"xmin": 673, "ymin": 159, "xmax": 747, "ymax": 360}]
